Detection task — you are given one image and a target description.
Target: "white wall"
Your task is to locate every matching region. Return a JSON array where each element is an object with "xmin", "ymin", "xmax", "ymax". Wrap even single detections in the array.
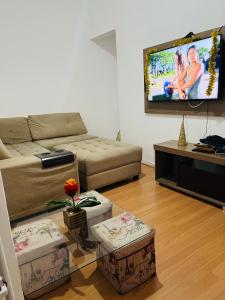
[
  {"xmin": 0, "ymin": 0, "xmax": 119, "ymax": 139},
  {"xmin": 88, "ymin": 0, "xmax": 117, "ymax": 39},
  {"xmin": 1, "ymin": 0, "xmax": 225, "ymax": 160},
  {"xmin": 89, "ymin": 0, "xmax": 225, "ymax": 164}
]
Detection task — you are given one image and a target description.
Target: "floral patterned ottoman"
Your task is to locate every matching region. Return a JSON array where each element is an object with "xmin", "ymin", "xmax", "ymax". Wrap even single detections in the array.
[
  {"xmin": 91, "ymin": 213, "xmax": 156, "ymax": 294},
  {"xmin": 68, "ymin": 191, "xmax": 113, "ymax": 243},
  {"xmin": 82, "ymin": 191, "xmax": 112, "ymax": 237},
  {"xmin": 12, "ymin": 219, "xmax": 70, "ymax": 299}
]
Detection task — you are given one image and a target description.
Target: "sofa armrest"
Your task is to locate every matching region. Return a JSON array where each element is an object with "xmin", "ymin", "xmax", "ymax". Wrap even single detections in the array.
[
  {"xmin": 0, "ymin": 156, "xmax": 41, "ymax": 170},
  {"xmin": 0, "ymin": 156, "xmax": 79, "ymax": 221}
]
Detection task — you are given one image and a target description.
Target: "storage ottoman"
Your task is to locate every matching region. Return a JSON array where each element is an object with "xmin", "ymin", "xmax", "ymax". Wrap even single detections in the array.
[
  {"xmin": 91, "ymin": 213, "xmax": 156, "ymax": 294},
  {"xmin": 12, "ymin": 219, "xmax": 70, "ymax": 299},
  {"xmin": 67, "ymin": 191, "xmax": 113, "ymax": 246},
  {"xmin": 82, "ymin": 190, "xmax": 112, "ymax": 238}
]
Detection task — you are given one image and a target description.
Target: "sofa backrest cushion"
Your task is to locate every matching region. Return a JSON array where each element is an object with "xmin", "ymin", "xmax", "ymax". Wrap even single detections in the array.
[
  {"xmin": 0, "ymin": 117, "xmax": 32, "ymax": 144},
  {"xmin": 0, "ymin": 139, "xmax": 12, "ymax": 160},
  {"xmin": 28, "ymin": 113, "xmax": 87, "ymax": 140}
]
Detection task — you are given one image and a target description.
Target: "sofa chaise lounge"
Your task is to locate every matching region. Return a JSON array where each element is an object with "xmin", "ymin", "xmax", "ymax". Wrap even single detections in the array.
[{"xmin": 0, "ymin": 113, "xmax": 142, "ymax": 220}]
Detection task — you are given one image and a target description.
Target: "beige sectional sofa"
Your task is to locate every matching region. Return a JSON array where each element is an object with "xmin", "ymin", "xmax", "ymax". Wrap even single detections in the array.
[
  {"xmin": 54, "ymin": 138, "xmax": 142, "ymax": 190},
  {"xmin": 0, "ymin": 113, "xmax": 142, "ymax": 220}
]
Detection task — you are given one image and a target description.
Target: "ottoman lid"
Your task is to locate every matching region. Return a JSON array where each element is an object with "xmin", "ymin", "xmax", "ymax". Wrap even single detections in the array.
[
  {"xmin": 81, "ymin": 190, "xmax": 112, "ymax": 219},
  {"xmin": 12, "ymin": 219, "xmax": 67, "ymax": 265},
  {"xmin": 91, "ymin": 212, "xmax": 153, "ymax": 253}
]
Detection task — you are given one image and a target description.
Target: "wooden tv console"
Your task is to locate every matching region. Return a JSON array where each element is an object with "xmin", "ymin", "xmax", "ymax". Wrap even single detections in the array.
[{"xmin": 154, "ymin": 140, "xmax": 225, "ymax": 207}]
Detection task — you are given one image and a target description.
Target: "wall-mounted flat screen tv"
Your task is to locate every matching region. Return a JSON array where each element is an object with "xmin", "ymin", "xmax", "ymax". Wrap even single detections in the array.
[{"xmin": 147, "ymin": 35, "xmax": 222, "ymax": 101}]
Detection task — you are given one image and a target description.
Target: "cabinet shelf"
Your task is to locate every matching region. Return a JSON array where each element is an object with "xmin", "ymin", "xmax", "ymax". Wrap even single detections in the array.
[{"xmin": 154, "ymin": 140, "xmax": 225, "ymax": 208}]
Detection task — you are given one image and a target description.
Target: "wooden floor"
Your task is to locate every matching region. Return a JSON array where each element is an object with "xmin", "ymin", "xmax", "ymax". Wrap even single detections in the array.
[{"xmin": 40, "ymin": 165, "xmax": 225, "ymax": 300}]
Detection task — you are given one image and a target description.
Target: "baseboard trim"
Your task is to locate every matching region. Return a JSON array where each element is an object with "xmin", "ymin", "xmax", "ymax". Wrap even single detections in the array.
[{"xmin": 141, "ymin": 160, "xmax": 155, "ymax": 167}]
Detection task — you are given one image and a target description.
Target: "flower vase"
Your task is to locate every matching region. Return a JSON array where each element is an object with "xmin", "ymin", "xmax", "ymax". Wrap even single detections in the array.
[{"xmin": 63, "ymin": 207, "xmax": 88, "ymax": 242}]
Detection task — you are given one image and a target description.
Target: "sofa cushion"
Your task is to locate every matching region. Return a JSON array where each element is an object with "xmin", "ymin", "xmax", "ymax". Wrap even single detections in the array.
[
  {"xmin": 0, "ymin": 139, "xmax": 12, "ymax": 160},
  {"xmin": 35, "ymin": 134, "xmax": 97, "ymax": 150},
  {"xmin": 53, "ymin": 138, "xmax": 142, "ymax": 175},
  {"xmin": 5, "ymin": 145, "xmax": 21, "ymax": 157},
  {"xmin": 28, "ymin": 113, "xmax": 87, "ymax": 140},
  {"xmin": 0, "ymin": 117, "xmax": 32, "ymax": 144},
  {"xmin": 79, "ymin": 162, "xmax": 141, "ymax": 190},
  {"xmin": 6, "ymin": 142, "xmax": 49, "ymax": 157}
]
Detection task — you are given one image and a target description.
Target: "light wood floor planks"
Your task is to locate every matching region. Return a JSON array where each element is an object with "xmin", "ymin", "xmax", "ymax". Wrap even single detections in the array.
[{"xmin": 39, "ymin": 165, "xmax": 225, "ymax": 300}]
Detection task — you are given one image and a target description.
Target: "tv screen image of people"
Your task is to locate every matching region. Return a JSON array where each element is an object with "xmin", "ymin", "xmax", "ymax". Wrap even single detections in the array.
[{"xmin": 147, "ymin": 36, "xmax": 221, "ymax": 101}]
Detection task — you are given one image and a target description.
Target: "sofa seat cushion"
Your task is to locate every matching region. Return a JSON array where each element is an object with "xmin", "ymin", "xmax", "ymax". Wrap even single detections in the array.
[
  {"xmin": 6, "ymin": 142, "xmax": 49, "ymax": 157},
  {"xmin": 53, "ymin": 138, "xmax": 142, "ymax": 176},
  {"xmin": 0, "ymin": 117, "xmax": 32, "ymax": 144},
  {"xmin": 28, "ymin": 113, "xmax": 87, "ymax": 140},
  {"xmin": 5, "ymin": 145, "xmax": 21, "ymax": 157},
  {"xmin": 35, "ymin": 134, "xmax": 97, "ymax": 150},
  {"xmin": 0, "ymin": 139, "xmax": 12, "ymax": 160}
]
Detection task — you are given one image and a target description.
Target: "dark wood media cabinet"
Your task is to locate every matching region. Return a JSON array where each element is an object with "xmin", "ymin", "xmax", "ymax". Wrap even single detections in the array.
[{"xmin": 154, "ymin": 140, "xmax": 225, "ymax": 207}]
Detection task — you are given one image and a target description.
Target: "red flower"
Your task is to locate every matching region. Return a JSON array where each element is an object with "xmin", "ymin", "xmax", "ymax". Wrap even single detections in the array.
[{"xmin": 64, "ymin": 178, "xmax": 79, "ymax": 198}]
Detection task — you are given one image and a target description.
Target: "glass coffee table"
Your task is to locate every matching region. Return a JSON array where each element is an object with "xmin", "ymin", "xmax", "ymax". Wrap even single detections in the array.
[
  {"xmin": 11, "ymin": 192, "xmax": 155, "ymax": 298},
  {"xmin": 11, "ymin": 193, "xmax": 124, "ymax": 271}
]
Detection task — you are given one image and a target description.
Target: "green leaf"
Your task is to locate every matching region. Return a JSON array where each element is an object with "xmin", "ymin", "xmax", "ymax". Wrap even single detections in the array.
[
  {"xmin": 47, "ymin": 196, "xmax": 101, "ymax": 209},
  {"xmin": 46, "ymin": 200, "xmax": 73, "ymax": 208},
  {"xmin": 77, "ymin": 199, "xmax": 101, "ymax": 208}
]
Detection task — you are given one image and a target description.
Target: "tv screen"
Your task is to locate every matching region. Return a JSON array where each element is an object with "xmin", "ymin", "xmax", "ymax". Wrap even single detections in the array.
[{"xmin": 147, "ymin": 35, "xmax": 222, "ymax": 101}]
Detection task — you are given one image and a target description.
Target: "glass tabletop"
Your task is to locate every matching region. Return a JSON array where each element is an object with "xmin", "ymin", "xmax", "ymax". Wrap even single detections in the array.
[{"xmin": 11, "ymin": 191, "xmax": 153, "ymax": 275}]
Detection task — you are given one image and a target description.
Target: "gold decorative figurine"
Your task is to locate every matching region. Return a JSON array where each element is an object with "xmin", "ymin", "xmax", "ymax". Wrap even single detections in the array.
[{"xmin": 178, "ymin": 115, "xmax": 187, "ymax": 146}]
